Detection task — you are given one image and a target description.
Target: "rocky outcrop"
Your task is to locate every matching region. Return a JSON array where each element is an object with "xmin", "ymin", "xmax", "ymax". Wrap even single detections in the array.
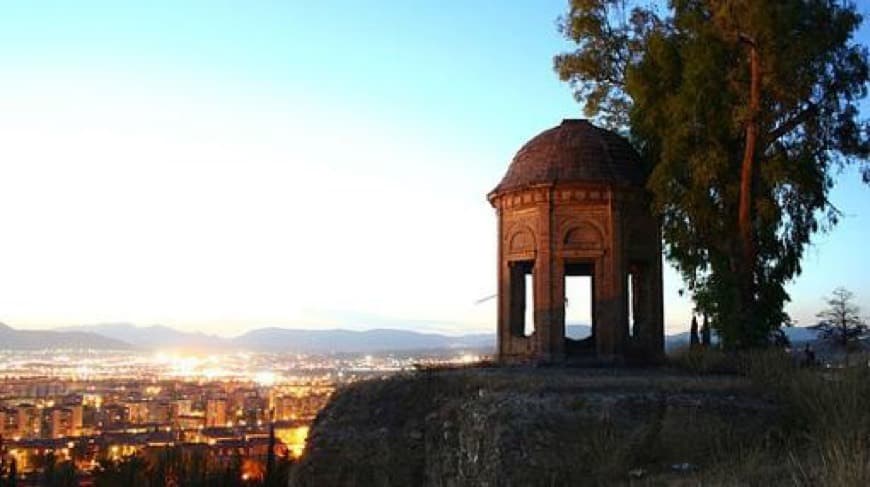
[{"xmin": 291, "ymin": 368, "xmax": 780, "ymax": 487}]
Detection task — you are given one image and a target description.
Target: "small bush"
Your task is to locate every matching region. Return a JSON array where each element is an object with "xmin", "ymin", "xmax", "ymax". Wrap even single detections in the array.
[
  {"xmin": 668, "ymin": 346, "xmax": 734, "ymax": 374},
  {"xmin": 669, "ymin": 346, "xmax": 796, "ymax": 382},
  {"xmin": 738, "ymin": 348, "xmax": 797, "ymax": 387}
]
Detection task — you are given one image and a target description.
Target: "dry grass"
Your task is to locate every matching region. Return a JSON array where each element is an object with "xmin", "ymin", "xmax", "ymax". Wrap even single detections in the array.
[
  {"xmin": 669, "ymin": 347, "xmax": 870, "ymax": 486},
  {"xmin": 781, "ymin": 366, "xmax": 870, "ymax": 486}
]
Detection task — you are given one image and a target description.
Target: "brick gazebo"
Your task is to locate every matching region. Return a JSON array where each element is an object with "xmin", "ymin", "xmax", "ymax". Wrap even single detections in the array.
[{"xmin": 488, "ymin": 119, "xmax": 664, "ymax": 364}]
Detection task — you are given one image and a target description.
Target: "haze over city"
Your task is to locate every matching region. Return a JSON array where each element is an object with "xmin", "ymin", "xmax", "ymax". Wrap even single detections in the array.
[
  {"xmin": 0, "ymin": 1, "xmax": 868, "ymax": 338},
  {"xmin": 3, "ymin": 2, "xmax": 870, "ymax": 486}
]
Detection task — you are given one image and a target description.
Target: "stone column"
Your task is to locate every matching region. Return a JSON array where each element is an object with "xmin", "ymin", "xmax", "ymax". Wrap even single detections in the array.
[
  {"xmin": 533, "ymin": 191, "xmax": 558, "ymax": 362},
  {"xmin": 546, "ymin": 189, "xmax": 565, "ymax": 361},
  {"xmin": 596, "ymin": 192, "xmax": 628, "ymax": 360},
  {"xmin": 497, "ymin": 207, "xmax": 507, "ymax": 360}
]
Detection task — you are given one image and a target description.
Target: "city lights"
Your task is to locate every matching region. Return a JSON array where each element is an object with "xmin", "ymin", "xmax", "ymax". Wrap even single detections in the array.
[
  {"xmin": 253, "ymin": 371, "xmax": 277, "ymax": 387},
  {"xmin": 0, "ymin": 348, "xmax": 484, "ymax": 480}
]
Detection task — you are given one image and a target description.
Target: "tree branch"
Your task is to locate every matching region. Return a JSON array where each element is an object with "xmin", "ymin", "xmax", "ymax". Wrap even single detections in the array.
[
  {"xmin": 738, "ymin": 33, "xmax": 757, "ymax": 47},
  {"xmin": 766, "ymin": 103, "xmax": 818, "ymax": 147}
]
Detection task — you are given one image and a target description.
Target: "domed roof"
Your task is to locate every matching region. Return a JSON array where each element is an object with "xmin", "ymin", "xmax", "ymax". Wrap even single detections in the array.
[{"xmin": 491, "ymin": 119, "xmax": 645, "ymax": 195}]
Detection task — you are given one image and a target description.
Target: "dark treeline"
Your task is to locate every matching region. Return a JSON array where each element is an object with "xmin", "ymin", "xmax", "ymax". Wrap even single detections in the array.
[{"xmin": 0, "ymin": 446, "xmax": 294, "ymax": 487}]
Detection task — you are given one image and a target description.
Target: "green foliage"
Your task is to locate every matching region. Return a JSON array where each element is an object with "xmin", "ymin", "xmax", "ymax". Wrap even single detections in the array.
[
  {"xmin": 671, "ymin": 345, "xmax": 798, "ymax": 383},
  {"xmin": 94, "ymin": 455, "xmax": 148, "ymax": 487},
  {"xmin": 556, "ymin": 0, "xmax": 870, "ymax": 348},
  {"xmin": 0, "ymin": 456, "xmax": 18, "ymax": 487},
  {"xmin": 265, "ymin": 423, "xmax": 276, "ymax": 487},
  {"xmin": 8, "ymin": 458, "xmax": 15, "ymax": 487},
  {"xmin": 92, "ymin": 446, "xmax": 294, "ymax": 487},
  {"xmin": 670, "ymin": 345, "xmax": 733, "ymax": 374},
  {"xmin": 40, "ymin": 452, "xmax": 77, "ymax": 487}
]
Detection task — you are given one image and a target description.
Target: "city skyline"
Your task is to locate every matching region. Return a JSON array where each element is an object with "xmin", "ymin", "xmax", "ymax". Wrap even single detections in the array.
[{"xmin": 0, "ymin": 1, "xmax": 868, "ymax": 337}]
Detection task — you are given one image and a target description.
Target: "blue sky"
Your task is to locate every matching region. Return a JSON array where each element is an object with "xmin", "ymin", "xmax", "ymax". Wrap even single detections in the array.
[{"xmin": 0, "ymin": 1, "xmax": 867, "ymax": 336}]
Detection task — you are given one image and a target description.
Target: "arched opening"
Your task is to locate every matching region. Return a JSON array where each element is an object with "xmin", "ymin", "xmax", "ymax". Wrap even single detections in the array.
[
  {"xmin": 565, "ymin": 275, "xmax": 592, "ymax": 339},
  {"xmin": 508, "ymin": 260, "xmax": 535, "ymax": 338},
  {"xmin": 564, "ymin": 261, "xmax": 594, "ymax": 353}
]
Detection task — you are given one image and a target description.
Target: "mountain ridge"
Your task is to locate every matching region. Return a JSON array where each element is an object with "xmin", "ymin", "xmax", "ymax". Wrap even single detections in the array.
[
  {"xmin": 1, "ymin": 323, "xmax": 826, "ymax": 353},
  {"xmin": 0, "ymin": 322, "xmax": 132, "ymax": 350}
]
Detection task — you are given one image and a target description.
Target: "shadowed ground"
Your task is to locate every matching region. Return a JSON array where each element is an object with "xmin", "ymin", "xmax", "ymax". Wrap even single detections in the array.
[{"xmin": 291, "ymin": 366, "xmax": 790, "ymax": 486}]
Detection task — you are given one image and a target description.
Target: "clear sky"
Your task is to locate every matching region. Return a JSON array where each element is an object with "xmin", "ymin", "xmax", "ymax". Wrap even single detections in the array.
[{"xmin": 0, "ymin": 1, "xmax": 867, "ymax": 337}]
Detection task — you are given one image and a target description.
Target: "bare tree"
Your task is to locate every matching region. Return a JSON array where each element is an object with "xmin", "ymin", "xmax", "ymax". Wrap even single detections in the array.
[{"xmin": 816, "ymin": 288, "xmax": 867, "ymax": 348}]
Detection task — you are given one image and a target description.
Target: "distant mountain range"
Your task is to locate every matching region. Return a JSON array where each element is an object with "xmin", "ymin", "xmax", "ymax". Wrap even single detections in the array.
[
  {"xmin": 0, "ymin": 322, "xmax": 828, "ymax": 354},
  {"xmin": 232, "ymin": 327, "xmax": 494, "ymax": 353},
  {"xmin": 663, "ymin": 325, "xmax": 824, "ymax": 351},
  {"xmin": 1, "ymin": 323, "xmax": 580, "ymax": 353},
  {"xmin": 51, "ymin": 323, "xmax": 496, "ymax": 353},
  {"xmin": 0, "ymin": 322, "xmax": 132, "ymax": 350},
  {"xmin": 57, "ymin": 323, "xmax": 229, "ymax": 350},
  {"xmin": 56, "ymin": 323, "xmax": 592, "ymax": 353}
]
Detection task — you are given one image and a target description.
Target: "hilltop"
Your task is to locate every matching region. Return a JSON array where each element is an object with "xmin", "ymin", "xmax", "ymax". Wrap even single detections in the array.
[
  {"xmin": 291, "ymin": 367, "xmax": 782, "ymax": 486},
  {"xmin": 291, "ymin": 353, "xmax": 870, "ymax": 486}
]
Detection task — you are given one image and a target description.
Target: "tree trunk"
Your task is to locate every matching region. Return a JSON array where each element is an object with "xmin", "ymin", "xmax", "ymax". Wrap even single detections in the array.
[
  {"xmin": 702, "ymin": 313, "xmax": 712, "ymax": 347},
  {"xmin": 737, "ymin": 38, "xmax": 761, "ymax": 346}
]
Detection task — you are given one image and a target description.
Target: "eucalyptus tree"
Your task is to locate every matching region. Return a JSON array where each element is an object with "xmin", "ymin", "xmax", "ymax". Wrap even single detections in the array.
[{"xmin": 555, "ymin": 0, "xmax": 870, "ymax": 347}]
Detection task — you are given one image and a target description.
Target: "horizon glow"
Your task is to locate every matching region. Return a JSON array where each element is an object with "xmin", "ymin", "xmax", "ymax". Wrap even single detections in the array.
[{"xmin": 0, "ymin": 2, "xmax": 868, "ymax": 337}]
